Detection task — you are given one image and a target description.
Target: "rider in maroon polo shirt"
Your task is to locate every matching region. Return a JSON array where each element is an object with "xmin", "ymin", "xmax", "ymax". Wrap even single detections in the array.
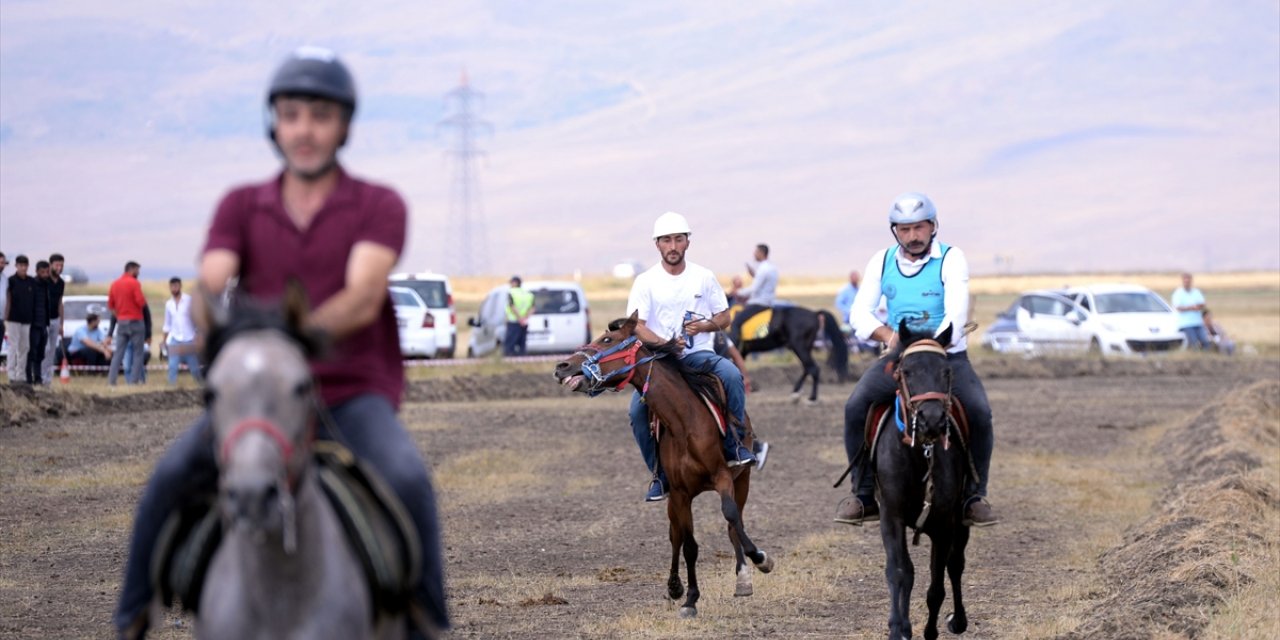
[{"xmin": 115, "ymin": 47, "xmax": 447, "ymax": 639}]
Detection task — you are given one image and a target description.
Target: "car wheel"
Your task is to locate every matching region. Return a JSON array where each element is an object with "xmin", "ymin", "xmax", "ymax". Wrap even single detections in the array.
[{"xmin": 1089, "ymin": 337, "xmax": 1103, "ymax": 356}]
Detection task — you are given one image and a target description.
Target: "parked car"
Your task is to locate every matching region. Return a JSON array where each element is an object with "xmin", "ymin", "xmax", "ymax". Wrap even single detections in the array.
[
  {"xmin": 389, "ymin": 286, "xmax": 438, "ymax": 359},
  {"xmin": 389, "ymin": 272, "xmax": 456, "ymax": 358},
  {"xmin": 467, "ymin": 281, "xmax": 591, "ymax": 357},
  {"xmin": 981, "ymin": 284, "xmax": 1185, "ymax": 356}
]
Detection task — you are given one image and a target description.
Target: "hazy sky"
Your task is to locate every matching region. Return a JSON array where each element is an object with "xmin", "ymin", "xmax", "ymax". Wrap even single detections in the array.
[{"xmin": 2, "ymin": 1, "xmax": 1277, "ymax": 281}]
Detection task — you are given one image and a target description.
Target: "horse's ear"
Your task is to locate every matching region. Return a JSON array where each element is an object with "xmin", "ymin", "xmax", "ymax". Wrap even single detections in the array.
[
  {"xmin": 622, "ymin": 310, "xmax": 639, "ymax": 333},
  {"xmin": 897, "ymin": 317, "xmax": 915, "ymax": 343},
  {"xmin": 196, "ymin": 283, "xmax": 230, "ymax": 333},
  {"xmin": 936, "ymin": 322, "xmax": 953, "ymax": 348},
  {"xmin": 282, "ymin": 279, "xmax": 311, "ymax": 335}
]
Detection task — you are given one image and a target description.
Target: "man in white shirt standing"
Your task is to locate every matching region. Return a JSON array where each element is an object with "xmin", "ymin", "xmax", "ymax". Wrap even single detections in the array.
[
  {"xmin": 728, "ymin": 243, "xmax": 778, "ymax": 345},
  {"xmin": 627, "ymin": 212, "xmax": 768, "ymax": 502},
  {"xmin": 834, "ymin": 193, "xmax": 1000, "ymax": 528},
  {"xmin": 162, "ymin": 277, "xmax": 203, "ymax": 385}
]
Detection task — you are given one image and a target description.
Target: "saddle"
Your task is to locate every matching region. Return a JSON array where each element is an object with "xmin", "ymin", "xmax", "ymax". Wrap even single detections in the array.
[
  {"xmin": 740, "ymin": 309, "xmax": 774, "ymax": 342},
  {"xmin": 151, "ymin": 441, "xmax": 421, "ymax": 617}
]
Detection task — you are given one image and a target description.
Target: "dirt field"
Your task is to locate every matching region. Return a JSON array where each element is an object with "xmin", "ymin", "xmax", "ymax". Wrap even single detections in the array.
[{"xmin": 1, "ymin": 354, "xmax": 1277, "ymax": 639}]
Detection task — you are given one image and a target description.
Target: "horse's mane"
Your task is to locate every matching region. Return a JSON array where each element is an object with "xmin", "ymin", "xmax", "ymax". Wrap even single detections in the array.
[{"xmin": 203, "ymin": 296, "xmax": 326, "ymax": 365}]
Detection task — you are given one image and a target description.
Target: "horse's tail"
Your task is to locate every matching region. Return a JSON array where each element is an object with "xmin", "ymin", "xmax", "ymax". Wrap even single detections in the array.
[{"xmin": 817, "ymin": 310, "xmax": 850, "ymax": 381}]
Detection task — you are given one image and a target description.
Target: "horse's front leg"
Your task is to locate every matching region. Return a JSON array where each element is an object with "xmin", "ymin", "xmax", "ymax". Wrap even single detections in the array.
[
  {"xmin": 880, "ymin": 517, "xmax": 914, "ymax": 640},
  {"xmin": 923, "ymin": 531, "xmax": 950, "ymax": 640},
  {"xmin": 945, "ymin": 525, "xmax": 970, "ymax": 635}
]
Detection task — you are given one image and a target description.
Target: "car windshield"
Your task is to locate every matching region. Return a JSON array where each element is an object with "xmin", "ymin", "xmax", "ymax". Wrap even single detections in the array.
[
  {"xmin": 395, "ymin": 280, "xmax": 448, "ymax": 308},
  {"xmin": 64, "ymin": 299, "xmax": 109, "ymax": 321},
  {"xmin": 533, "ymin": 289, "xmax": 580, "ymax": 314},
  {"xmin": 389, "ymin": 289, "xmax": 423, "ymax": 308},
  {"xmin": 1094, "ymin": 292, "xmax": 1170, "ymax": 314}
]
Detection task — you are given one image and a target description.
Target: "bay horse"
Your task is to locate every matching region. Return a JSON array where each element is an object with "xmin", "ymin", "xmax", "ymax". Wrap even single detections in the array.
[
  {"xmin": 554, "ymin": 312, "xmax": 775, "ymax": 618},
  {"xmin": 871, "ymin": 320, "xmax": 975, "ymax": 640},
  {"xmin": 194, "ymin": 287, "xmax": 413, "ymax": 640},
  {"xmin": 731, "ymin": 304, "xmax": 850, "ymax": 403}
]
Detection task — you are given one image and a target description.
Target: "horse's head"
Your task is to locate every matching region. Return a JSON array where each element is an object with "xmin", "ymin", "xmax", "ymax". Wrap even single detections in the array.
[
  {"xmin": 891, "ymin": 319, "xmax": 954, "ymax": 444},
  {"xmin": 202, "ymin": 281, "xmax": 325, "ymax": 549},
  {"xmin": 554, "ymin": 311, "xmax": 670, "ymax": 396}
]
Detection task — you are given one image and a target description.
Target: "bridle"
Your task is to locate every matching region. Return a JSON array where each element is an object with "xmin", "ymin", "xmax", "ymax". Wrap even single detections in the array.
[
  {"xmin": 891, "ymin": 338, "xmax": 958, "ymax": 536},
  {"xmin": 893, "ymin": 339, "xmax": 954, "ymax": 451},
  {"xmin": 217, "ymin": 414, "xmax": 314, "ymax": 554},
  {"xmin": 572, "ymin": 335, "xmax": 666, "ymax": 397}
]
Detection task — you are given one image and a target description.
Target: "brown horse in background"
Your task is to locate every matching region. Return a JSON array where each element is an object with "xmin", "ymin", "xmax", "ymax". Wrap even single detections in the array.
[{"xmin": 554, "ymin": 312, "xmax": 775, "ymax": 618}]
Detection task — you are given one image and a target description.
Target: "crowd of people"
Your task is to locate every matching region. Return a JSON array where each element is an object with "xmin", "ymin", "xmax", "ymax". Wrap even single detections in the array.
[{"xmin": 0, "ymin": 252, "xmax": 205, "ymax": 387}]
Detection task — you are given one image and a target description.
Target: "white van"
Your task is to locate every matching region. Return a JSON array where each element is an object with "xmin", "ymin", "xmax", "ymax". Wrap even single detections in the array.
[
  {"xmin": 467, "ymin": 281, "xmax": 591, "ymax": 357},
  {"xmin": 389, "ymin": 272, "xmax": 456, "ymax": 358}
]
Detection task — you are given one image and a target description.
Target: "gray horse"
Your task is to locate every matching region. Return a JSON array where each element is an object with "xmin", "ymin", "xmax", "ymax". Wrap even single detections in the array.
[{"xmin": 198, "ymin": 292, "xmax": 403, "ymax": 640}]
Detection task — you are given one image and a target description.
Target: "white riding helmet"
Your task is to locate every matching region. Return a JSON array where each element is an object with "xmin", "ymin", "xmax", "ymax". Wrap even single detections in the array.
[
  {"xmin": 888, "ymin": 192, "xmax": 938, "ymax": 226},
  {"xmin": 652, "ymin": 211, "xmax": 692, "ymax": 239}
]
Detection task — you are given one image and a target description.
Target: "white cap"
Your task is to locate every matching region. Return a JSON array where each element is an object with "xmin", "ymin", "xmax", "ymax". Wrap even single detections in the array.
[{"xmin": 652, "ymin": 211, "xmax": 692, "ymax": 239}]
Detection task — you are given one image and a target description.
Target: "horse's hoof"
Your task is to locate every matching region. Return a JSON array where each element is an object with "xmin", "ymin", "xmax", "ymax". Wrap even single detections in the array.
[
  {"xmin": 804, "ymin": 398, "xmax": 819, "ymax": 406},
  {"xmin": 789, "ymin": 392, "xmax": 801, "ymax": 404},
  {"xmin": 946, "ymin": 612, "xmax": 967, "ymax": 634},
  {"xmin": 668, "ymin": 585, "xmax": 684, "ymax": 601},
  {"xmin": 754, "ymin": 551, "xmax": 775, "ymax": 574},
  {"xmin": 735, "ymin": 567, "xmax": 753, "ymax": 596},
  {"xmin": 678, "ymin": 606, "xmax": 698, "ymax": 619}
]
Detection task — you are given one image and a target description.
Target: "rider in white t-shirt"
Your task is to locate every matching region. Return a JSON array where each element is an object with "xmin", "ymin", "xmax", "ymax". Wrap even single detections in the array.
[{"xmin": 626, "ymin": 211, "xmax": 769, "ymax": 502}]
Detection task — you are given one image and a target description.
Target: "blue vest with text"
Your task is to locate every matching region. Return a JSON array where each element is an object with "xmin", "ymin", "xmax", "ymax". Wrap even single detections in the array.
[{"xmin": 881, "ymin": 242, "xmax": 950, "ymax": 335}]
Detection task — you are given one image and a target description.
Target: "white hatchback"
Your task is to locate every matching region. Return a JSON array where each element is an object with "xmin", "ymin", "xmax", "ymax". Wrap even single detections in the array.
[
  {"xmin": 467, "ymin": 281, "xmax": 591, "ymax": 357},
  {"xmin": 1006, "ymin": 284, "xmax": 1185, "ymax": 356},
  {"xmin": 389, "ymin": 272, "xmax": 456, "ymax": 358}
]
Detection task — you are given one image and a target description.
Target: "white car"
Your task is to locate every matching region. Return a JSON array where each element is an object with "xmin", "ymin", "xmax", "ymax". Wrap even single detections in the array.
[
  {"xmin": 467, "ymin": 281, "xmax": 591, "ymax": 357},
  {"xmin": 389, "ymin": 286, "xmax": 438, "ymax": 359},
  {"xmin": 1004, "ymin": 284, "xmax": 1185, "ymax": 356},
  {"xmin": 389, "ymin": 272, "xmax": 456, "ymax": 358}
]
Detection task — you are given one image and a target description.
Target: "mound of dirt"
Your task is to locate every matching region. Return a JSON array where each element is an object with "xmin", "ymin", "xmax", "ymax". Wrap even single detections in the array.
[
  {"xmin": 1064, "ymin": 379, "xmax": 1280, "ymax": 639},
  {"xmin": 0, "ymin": 386, "xmax": 95, "ymax": 427}
]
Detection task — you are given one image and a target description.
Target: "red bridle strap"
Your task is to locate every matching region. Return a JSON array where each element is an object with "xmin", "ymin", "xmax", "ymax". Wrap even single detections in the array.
[
  {"xmin": 221, "ymin": 418, "xmax": 295, "ymax": 466},
  {"xmin": 595, "ymin": 340, "xmax": 644, "ymax": 391}
]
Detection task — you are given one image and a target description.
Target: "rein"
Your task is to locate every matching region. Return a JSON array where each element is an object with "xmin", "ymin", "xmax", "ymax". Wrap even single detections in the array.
[
  {"xmin": 893, "ymin": 339, "xmax": 956, "ymax": 538},
  {"xmin": 574, "ymin": 335, "xmax": 666, "ymax": 397}
]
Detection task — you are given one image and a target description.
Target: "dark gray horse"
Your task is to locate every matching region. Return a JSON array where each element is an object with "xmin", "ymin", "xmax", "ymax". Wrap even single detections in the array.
[{"xmin": 198, "ymin": 290, "xmax": 403, "ymax": 640}]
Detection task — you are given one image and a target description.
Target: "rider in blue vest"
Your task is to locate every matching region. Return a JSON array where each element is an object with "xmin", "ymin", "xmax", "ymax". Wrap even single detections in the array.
[{"xmin": 834, "ymin": 192, "xmax": 1000, "ymax": 527}]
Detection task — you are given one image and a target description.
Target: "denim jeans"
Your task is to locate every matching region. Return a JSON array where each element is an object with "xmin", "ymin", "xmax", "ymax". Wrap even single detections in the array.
[
  {"xmin": 166, "ymin": 339, "xmax": 203, "ymax": 384},
  {"xmin": 503, "ymin": 322, "xmax": 527, "ymax": 356},
  {"xmin": 1181, "ymin": 325, "xmax": 1211, "ymax": 350},
  {"xmin": 41, "ymin": 318, "xmax": 61, "ymax": 385},
  {"xmin": 113, "ymin": 394, "xmax": 449, "ymax": 636},
  {"xmin": 108, "ymin": 320, "xmax": 146, "ymax": 385},
  {"xmin": 628, "ymin": 349, "xmax": 747, "ymax": 476},
  {"xmin": 843, "ymin": 350, "xmax": 994, "ymax": 500}
]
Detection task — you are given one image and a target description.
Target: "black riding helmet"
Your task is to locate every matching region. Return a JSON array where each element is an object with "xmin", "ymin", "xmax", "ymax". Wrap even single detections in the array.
[{"xmin": 266, "ymin": 46, "xmax": 357, "ymax": 145}]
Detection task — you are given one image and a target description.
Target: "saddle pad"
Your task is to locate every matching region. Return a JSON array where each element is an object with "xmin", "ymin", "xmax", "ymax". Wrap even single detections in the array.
[
  {"xmin": 152, "ymin": 444, "xmax": 421, "ymax": 615},
  {"xmin": 741, "ymin": 309, "xmax": 773, "ymax": 341}
]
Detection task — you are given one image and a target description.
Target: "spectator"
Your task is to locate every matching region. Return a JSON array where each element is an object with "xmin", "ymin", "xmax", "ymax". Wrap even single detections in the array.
[
  {"xmin": 5, "ymin": 255, "xmax": 35, "ymax": 385},
  {"xmin": 107, "ymin": 261, "xmax": 147, "ymax": 385},
  {"xmin": 504, "ymin": 275, "xmax": 533, "ymax": 356},
  {"xmin": 1171, "ymin": 272, "xmax": 1210, "ymax": 350},
  {"xmin": 0, "ymin": 252, "xmax": 8, "ymax": 348},
  {"xmin": 40, "ymin": 253, "xmax": 67, "ymax": 385},
  {"xmin": 1202, "ymin": 309, "xmax": 1236, "ymax": 355},
  {"xmin": 162, "ymin": 277, "xmax": 202, "ymax": 384},
  {"xmin": 835, "ymin": 270, "xmax": 861, "ymax": 327},
  {"xmin": 728, "ymin": 243, "xmax": 779, "ymax": 345},
  {"xmin": 26, "ymin": 260, "xmax": 52, "ymax": 384},
  {"xmin": 67, "ymin": 312, "xmax": 112, "ymax": 367}
]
